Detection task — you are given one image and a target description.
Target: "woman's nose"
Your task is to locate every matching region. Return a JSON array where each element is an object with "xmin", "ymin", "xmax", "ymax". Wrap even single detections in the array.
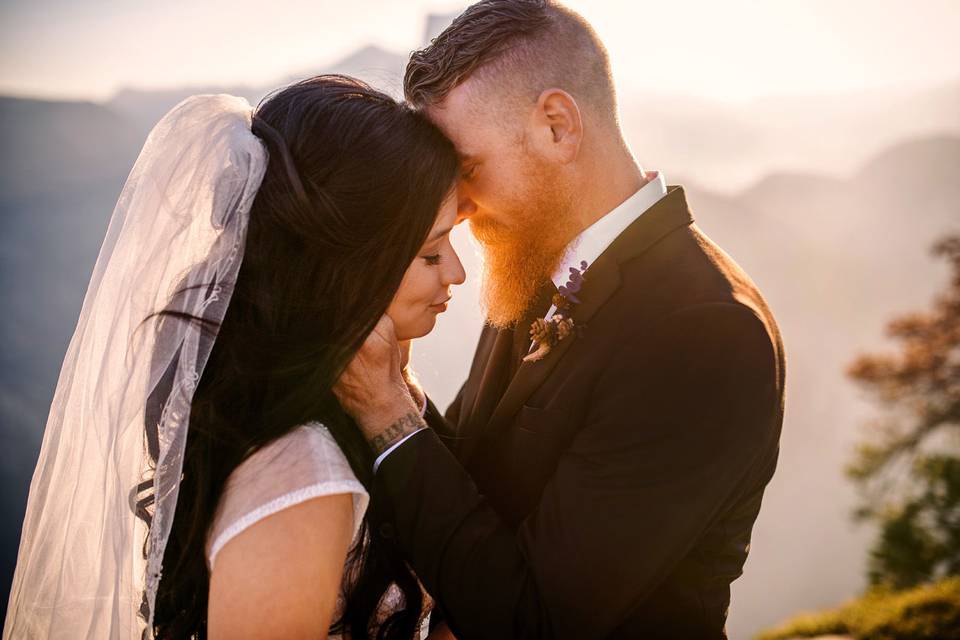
[{"xmin": 446, "ymin": 249, "xmax": 467, "ymax": 286}]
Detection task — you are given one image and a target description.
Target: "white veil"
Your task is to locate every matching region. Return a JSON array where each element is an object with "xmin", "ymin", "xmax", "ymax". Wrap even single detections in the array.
[{"xmin": 4, "ymin": 94, "xmax": 268, "ymax": 639}]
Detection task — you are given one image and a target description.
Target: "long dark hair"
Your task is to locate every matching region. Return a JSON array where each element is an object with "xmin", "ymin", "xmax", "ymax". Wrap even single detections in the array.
[{"xmin": 136, "ymin": 75, "xmax": 459, "ymax": 638}]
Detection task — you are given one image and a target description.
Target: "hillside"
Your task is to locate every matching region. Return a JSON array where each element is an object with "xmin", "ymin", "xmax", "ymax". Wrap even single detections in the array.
[
  {"xmin": 626, "ymin": 81, "xmax": 960, "ymax": 193},
  {"xmin": 685, "ymin": 136, "xmax": 960, "ymax": 638}
]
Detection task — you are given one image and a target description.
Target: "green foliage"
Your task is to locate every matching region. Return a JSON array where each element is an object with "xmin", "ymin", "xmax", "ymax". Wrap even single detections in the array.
[
  {"xmin": 866, "ymin": 455, "xmax": 960, "ymax": 589},
  {"xmin": 758, "ymin": 241, "xmax": 960, "ymax": 640},
  {"xmin": 754, "ymin": 609, "xmax": 848, "ymax": 640},
  {"xmin": 755, "ymin": 576, "xmax": 960, "ymax": 640},
  {"xmin": 846, "ymin": 234, "xmax": 960, "ymax": 588}
]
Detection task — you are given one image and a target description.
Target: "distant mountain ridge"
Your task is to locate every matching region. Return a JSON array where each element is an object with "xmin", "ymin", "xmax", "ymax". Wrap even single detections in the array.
[
  {"xmin": 626, "ymin": 80, "xmax": 960, "ymax": 192},
  {"xmin": 62, "ymin": 43, "xmax": 960, "ymax": 192},
  {"xmin": 0, "ymin": 96, "xmax": 140, "ymax": 203},
  {"xmin": 106, "ymin": 44, "xmax": 408, "ymax": 138}
]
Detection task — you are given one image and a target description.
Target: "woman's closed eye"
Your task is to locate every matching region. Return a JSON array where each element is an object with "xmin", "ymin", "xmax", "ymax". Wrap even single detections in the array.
[{"xmin": 423, "ymin": 254, "xmax": 442, "ymax": 266}]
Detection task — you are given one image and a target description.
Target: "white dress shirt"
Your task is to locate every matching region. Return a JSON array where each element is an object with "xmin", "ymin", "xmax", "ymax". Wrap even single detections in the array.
[
  {"xmin": 543, "ymin": 170, "xmax": 667, "ymax": 320},
  {"xmin": 375, "ymin": 171, "xmax": 668, "ymax": 471}
]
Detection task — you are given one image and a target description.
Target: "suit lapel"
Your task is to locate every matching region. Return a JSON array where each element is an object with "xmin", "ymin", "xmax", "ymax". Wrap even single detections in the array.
[
  {"xmin": 454, "ymin": 325, "xmax": 514, "ymax": 462},
  {"xmin": 456, "ymin": 279, "xmax": 556, "ymax": 461},
  {"xmin": 457, "ymin": 324, "xmax": 499, "ymax": 427},
  {"xmin": 480, "ymin": 186, "xmax": 695, "ymax": 441},
  {"xmin": 484, "ymin": 254, "xmax": 620, "ymax": 437}
]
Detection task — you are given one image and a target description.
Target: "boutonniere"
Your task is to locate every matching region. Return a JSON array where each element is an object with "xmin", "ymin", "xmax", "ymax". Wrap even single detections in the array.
[{"xmin": 523, "ymin": 260, "xmax": 588, "ymax": 363}]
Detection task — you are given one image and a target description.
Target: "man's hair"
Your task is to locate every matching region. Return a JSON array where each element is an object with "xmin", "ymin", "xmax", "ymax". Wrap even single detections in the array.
[{"xmin": 405, "ymin": 0, "xmax": 617, "ymax": 121}]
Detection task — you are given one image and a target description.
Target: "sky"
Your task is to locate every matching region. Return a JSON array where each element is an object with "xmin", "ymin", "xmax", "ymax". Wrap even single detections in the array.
[{"xmin": 1, "ymin": 0, "xmax": 959, "ymax": 103}]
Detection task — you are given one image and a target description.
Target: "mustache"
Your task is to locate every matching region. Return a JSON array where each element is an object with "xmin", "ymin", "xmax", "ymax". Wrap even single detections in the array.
[{"xmin": 469, "ymin": 215, "xmax": 512, "ymax": 245}]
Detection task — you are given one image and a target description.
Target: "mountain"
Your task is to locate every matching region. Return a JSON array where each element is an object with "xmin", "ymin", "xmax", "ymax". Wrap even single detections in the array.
[
  {"xmin": 286, "ymin": 44, "xmax": 408, "ymax": 92},
  {"xmin": 107, "ymin": 45, "xmax": 408, "ymax": 138},
  {"xmin": 104, "ymin": 55, "xmax": 960, "ymax": 194},
  {"xmin": 684, "ymin": 136, "xmax": 960, "ymax": 639},
  {"xmin": 423, "ymin": 12, "xmax": 462, "ymax": 44},
  {"xmin": 623, "ymin": 81, "xmax": 960, "ymax": 193},
  {"xmin": 0, "ymin": 96, "xmax": 143, "ymax": 620},
  {"xmin": 0, "ymin": 96, "xmax": 141, "ymax": 202},
  {"xmin": 108, "ymin": 84, "xmax": 264, "ymax": 141}
]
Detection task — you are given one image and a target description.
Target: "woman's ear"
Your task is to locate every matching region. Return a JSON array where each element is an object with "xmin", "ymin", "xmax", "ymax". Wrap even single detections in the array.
[{"xmin": 531, "ymin": 88, "xmax": 583, "ymax": 164}]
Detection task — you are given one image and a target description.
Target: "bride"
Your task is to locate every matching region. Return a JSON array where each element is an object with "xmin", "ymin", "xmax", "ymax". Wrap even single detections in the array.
[{"xmin": 5, "ymin": 75, "xmax": 464, "ymax": 639}]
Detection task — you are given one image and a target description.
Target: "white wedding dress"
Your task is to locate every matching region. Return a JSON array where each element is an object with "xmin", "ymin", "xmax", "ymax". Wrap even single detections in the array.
[{"xmin": 206, "ymin": 422, "xmax": 432, "ymax": 639}]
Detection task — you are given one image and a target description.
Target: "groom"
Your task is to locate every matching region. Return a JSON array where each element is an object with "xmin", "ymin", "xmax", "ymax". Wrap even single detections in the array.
[{"xmin": 335, "ymin": 1, "xmax": 785, "ymax": 638}]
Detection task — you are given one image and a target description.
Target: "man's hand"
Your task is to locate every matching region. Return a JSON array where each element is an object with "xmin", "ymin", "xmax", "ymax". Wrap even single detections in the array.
[
  {"xmin": 399, "ymin": 339, "xmax": 412, "ymax": 371},
  {"xmin": 397, "ymin": 338, "xmax": 426, "ymax": 409},
  {"xmin": 333, "ymin": 315, "xmax": 425, "ymax": 456},
  {"xmin": 402, "ymin": 366, "xmax": 426, "ymax": 414}
]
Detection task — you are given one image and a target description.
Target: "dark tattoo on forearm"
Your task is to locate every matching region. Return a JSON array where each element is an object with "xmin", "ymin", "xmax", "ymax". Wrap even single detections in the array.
[{"xmin": 368, "ymin": 411, "xmax": 426, "ymax": 456}]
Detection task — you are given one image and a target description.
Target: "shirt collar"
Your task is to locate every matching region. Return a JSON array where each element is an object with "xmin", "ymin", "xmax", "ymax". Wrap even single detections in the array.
[{"xmin": 551, "ymin": 170, "xmax": 667, "ymax": 289}]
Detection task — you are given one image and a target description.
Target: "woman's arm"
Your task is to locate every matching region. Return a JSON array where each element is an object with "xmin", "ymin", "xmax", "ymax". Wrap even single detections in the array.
[{"xmin": 208, "ymin": 493, "xmax": 355, "ymax": 639}]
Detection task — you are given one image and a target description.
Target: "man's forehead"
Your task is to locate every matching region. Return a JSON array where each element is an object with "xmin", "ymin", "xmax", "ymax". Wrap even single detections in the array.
[
  {"xmin": 423, "ymin": 79, "xmax": 486, "ymax": 147},
  {"xmin": 442, "ymin": 77, "xmax": 482, "ymax": 113}
]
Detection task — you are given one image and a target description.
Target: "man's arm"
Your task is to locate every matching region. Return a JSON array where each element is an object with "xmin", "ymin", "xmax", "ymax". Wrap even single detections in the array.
[{"xmin": 365, "ymin": 303, "xmax": 781, "ymax": 639}]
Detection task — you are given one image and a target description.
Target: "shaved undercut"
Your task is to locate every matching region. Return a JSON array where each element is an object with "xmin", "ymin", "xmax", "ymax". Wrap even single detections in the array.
[{"xmin": 405, "ymin": 0, "xmax": 618, "ymax": 125}]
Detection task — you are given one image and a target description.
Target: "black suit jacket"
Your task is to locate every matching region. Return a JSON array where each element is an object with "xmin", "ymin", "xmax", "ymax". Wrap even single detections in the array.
[{"xmin": 369, "ymin": 186, "xmax": 786, "ymax": 639}]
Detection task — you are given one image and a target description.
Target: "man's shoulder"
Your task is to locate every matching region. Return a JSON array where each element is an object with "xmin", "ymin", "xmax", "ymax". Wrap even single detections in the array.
[
  {"xmin": 619, "ymin": 222, "xmax": 774, "ymax": 319},
  {"xmin": 603, "ymin": 222, "xmax": 783, "ymax": 380}
]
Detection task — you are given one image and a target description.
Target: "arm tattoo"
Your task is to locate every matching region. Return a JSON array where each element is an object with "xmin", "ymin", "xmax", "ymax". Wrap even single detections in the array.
[{"xmin": 368, "ymin": 411, "xmax": 426, "ymax": 457}]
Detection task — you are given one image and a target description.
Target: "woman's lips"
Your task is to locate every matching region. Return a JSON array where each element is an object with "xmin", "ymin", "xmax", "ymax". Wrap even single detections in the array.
[{"xmin": 430, "ymin": 297, "xmax": 452, "ymax": 312}]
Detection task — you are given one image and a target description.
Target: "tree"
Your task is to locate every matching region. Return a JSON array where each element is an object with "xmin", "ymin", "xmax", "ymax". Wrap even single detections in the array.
[{"xmin": 846, "ymin": 234, "xmax": 960, "ymax": 589}]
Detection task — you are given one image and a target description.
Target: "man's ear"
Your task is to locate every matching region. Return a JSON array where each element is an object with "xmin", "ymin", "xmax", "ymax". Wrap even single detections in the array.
[{"xmin": 531, "ymin": 88, "xmax": 583, "ymax": 164}]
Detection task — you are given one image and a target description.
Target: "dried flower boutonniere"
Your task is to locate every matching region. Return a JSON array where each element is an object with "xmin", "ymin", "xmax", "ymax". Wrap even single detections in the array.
[{"xmin": 523, "ymin": 260, "xmax": 588, "ymax": 363}]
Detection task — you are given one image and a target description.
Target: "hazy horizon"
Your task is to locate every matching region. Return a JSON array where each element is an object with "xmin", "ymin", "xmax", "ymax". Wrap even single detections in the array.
[{"xmin": 2, "ymin": 0, "xmax": 959, "ymax": 103}]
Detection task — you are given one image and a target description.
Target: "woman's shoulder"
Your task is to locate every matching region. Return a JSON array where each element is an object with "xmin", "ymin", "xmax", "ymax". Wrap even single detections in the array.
[
  {"xmin": 206, "ymin": 423, "xmax": 369, "ymax": 569},
  {"xmin": 206, "ymin": 438, "xmax": 358, "ymax": 638}
]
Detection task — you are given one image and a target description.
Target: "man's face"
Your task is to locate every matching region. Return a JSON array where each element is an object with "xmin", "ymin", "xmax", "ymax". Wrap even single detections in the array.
[
  {"xmin": 425, "ymin": 79, "xmax": 580, "ymax": 328},
  {"xmin": 426, "ymin": 80, "xmax": 535, "ymax": 232}
]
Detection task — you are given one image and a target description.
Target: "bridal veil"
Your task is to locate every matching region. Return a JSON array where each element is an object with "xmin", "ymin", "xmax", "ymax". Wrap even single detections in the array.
[{"xmin": 4, "ymin": 94, "xmax": 267, "ymax": 639}]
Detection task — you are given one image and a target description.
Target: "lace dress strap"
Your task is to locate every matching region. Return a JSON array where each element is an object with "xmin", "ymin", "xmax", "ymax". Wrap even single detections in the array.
[{"xmin": 206, "ymin": 423, "xmax": 368, "ymax": 569}]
